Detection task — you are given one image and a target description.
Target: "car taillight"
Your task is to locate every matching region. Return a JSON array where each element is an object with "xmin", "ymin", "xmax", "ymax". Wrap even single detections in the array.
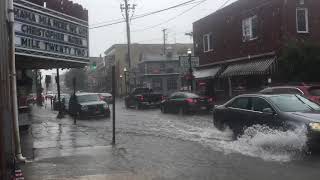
[
  {"xmin": 208, "ymin": 98, "xmax": 213, "ymax": 103},
  {"xmin": 186, "ymin": 98, "xmax": 197, "ymax": 104},
  {"xmin": 140, "ymin": 96, "xmax": 144, "ymax": 101}
]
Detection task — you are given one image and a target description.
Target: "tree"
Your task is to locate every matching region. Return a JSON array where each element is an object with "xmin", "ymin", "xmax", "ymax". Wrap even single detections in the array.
[
  {"xmin": 278, "ymin": 41, "xmax": 320, "ymax": 82},
  {"xmin": 64, "ymin": 68, "xmax": 88, "ymax": 91}
]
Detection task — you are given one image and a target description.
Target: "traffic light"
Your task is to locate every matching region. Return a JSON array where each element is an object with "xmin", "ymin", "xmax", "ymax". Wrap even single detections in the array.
[{"xmin": 91, "ymin": 62, "xmax": 97, "ymax": 70}]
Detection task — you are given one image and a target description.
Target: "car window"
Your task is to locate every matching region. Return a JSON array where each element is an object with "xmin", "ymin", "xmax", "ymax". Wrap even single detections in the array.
[
  {"xmin": 252, "ymin": 97, "xmax": 273, "ymax": 112},
  {"xmin": 228, "ymin": 97, "xmax": 251, "ymax": 110},
  {"xmin": 269, "ymin": 94, "xmax": 320, "ymax": 112},
  {"xmin": 308, "ymin": 87, "xmax": 320, "ymax": 96},
  {"xmin": 77, "ymin": 94, "xmax": 100, "ymax": 103}
]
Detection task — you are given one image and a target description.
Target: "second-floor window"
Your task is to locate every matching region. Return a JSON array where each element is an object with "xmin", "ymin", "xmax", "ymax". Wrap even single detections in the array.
[
  {"xmin": 242, "ymin": 16, "xmax": 258, "ymax": 42},
  {"xmin": 296, "ymin": 8, "xmax": 309, "ymax": 33},
  {"xmin": 203, "ymin": 33, "xmax": 213, "ymax": 52}
]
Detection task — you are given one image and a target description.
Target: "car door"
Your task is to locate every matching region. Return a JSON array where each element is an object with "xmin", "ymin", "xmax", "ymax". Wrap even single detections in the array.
[
  {"xmin": 251, "ymin": 97, "xmax": 280, "ymax": 129},
  {"xmin": 225, "ymin": 97, "xmax": 253, "ymax": 134},
  {"xmin": 167, "ymin": 93, "xmax": 185, "ymax": 112}
]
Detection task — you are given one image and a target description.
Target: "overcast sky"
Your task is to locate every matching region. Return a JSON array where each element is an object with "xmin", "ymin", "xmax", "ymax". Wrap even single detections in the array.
[{"xmin": 69, "ymin": 0, "xmax": 237, "ymax": 57}]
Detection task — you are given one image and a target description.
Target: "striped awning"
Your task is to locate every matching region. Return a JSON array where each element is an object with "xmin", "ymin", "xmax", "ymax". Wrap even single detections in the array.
[
  {"xmin": 194, "ymin": 66, "xmax": 221, "ymax": 79},
  {"xmin": 220, "ymin": 57, "xmax": 276, "ymax": 77}
]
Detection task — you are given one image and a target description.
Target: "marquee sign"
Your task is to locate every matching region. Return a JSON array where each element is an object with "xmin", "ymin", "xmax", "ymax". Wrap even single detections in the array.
[{"xmin": 13, "ymin": 0, "xmax": 89, "ymax": 64}]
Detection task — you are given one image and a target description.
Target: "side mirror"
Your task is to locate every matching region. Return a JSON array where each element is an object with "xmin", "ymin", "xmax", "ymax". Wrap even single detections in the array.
[{"xmin": 262, "ymin": 108, "xmax": 274, "ymax": 114}]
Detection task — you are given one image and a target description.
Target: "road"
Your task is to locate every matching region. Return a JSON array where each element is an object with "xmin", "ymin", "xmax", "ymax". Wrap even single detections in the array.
[{"xmin": 20, "ymin": 100, "xmax": 320, "ymax": 180}]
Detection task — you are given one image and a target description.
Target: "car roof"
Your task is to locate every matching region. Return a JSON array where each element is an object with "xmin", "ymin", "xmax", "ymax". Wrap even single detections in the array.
[
  {"xmin": 75, "ymin": 93, "xmax": 99, "ymax": 96},
  {"xmin": 235, "ymin": 93, "xmax": 297, "ymax": 98}
]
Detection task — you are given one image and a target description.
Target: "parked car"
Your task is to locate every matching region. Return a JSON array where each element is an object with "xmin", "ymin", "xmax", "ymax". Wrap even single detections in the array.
[
  {"xmin": 213, "ymin": 94, "xmax": 320, "ymax": 148},
  {"xmin": 260, "ymin": 85, "xmax": 320, "ymax": 104},
  {"xmin": 26, "ymin": 93, "xmax": 36, "ymax": 105},
  {"xmin": 124, "ymin": 88, "xmax": 163, "ymax": 109},
  {"xmin": 160, "ymin": 92, "xmax": 213, "ymax": 114},
  {"xmin": 99, "ymin": 93, "xmax": 113, "ymax": 103},
  {"xmin": 69, "ymin": 93, "xmax": 110, "ymax": 118}
]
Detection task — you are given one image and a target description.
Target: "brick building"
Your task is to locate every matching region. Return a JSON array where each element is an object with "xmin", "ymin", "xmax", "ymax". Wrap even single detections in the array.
[{"xmin": 192, "ymin": 0, "xmax": 320, "ymax": 99}]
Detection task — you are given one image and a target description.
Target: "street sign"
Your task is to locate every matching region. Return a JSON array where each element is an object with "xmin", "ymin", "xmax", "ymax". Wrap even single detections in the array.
[
  {"xmin": 179, "ymin": 56, "xmax": 199, "ymax": 74},
  {"xmin": 13, "ymin": 0, "xmax": 89, "ymax": 64}
]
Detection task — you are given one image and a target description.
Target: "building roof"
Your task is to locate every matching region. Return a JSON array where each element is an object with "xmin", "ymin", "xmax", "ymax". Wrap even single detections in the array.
[
  {"xmin": 104, "ymin": 43, "xmax": 193, "ymax": 57},
  {"xmin": 140, "ymin": 54, "xmax": 180, "ymax": 62}
]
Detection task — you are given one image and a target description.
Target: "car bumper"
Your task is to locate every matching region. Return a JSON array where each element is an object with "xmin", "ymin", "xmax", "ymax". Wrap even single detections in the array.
[
  {"xmin": 80, "ymin": 109, "xmax": 110, "ymax": 117},
  {"xmin": 140, "ymin": 102, "xmax": 161, "ymax": 107},
  {"xmin": 187, "ymin": 105, "xmax": 212, "ymax": 112},
  {"xmin": 307, "ymin": 130, "xmax": 320, "ymax": 148}
]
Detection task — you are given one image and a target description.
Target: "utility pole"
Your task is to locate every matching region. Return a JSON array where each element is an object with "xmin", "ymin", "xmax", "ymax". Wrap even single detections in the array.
[
  {"xmin": 162, "ymin": 28, "xmax": 167, "ymax": 55},
  {"xmin": 120, "ymin": 0, "xmax": 136, "ymax": 69}
]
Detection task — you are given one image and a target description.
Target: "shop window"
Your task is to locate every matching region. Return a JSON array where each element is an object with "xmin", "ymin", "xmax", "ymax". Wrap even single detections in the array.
[
  {"xmin": 167, "ymin": 78, "xmax": 178, "ymax": 90},
  {"xmin": 296, "ymin": 8, "xmax": 309, "ymax": 33},
  {"xmin": 242, "ymin": 15, "xmax": 258, "ymax": 42}
]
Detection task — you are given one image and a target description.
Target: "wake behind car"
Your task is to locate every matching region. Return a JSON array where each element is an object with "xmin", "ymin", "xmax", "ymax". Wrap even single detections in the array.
[
  {"xmin": 213, "ymin": 94, "xmax": 320, "ymax": 148},
  {"xmin": 69, "ymin": 93, "xmax": 110, "ymax": 118},
  {"xmin": 160, "ymin": 92, "xmax": 213, "ymax": 114},
  {"xmin": 124, "ymin": 88, "xmax": 163, "ymax": 109}
]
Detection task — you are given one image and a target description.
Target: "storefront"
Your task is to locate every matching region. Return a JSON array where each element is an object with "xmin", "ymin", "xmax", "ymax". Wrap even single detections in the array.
[{"xmin": 194, "ymin": 56, "xmax": 277, "ymax": 101}]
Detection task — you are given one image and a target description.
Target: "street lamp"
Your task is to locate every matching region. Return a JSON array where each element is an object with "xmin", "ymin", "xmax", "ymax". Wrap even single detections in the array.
[
  {"xmin": 124, "ymin": 67, "xmax": 128, "ymax": 95},
  {"xmin": 187, "ymin": 48, "xmax": 193, "ymax": 92}
]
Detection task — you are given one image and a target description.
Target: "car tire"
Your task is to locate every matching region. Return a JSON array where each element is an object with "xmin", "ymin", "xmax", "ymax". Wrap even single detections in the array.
[
  {"xmin": 213, "ymin": 119, "xmax": 227, "ymax": 131},
  {"xmin": 135, "ymin": 102, "xmax": 141, "ymax": 110},
  {"xmin": 178, "ymin": 107, "xmax": 186, "ymax": 116},
  {"xmin": 160, "ymin": 105, "xmax": 167, "ymax": 113}
]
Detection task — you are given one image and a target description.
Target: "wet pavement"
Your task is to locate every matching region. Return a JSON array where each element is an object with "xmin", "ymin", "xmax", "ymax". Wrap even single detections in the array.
[{"xmin": 20, "ymin": 99, "xmax": 320, "ymax": 180}]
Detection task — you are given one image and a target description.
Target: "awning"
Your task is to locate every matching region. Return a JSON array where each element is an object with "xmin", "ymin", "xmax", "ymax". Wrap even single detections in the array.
[
  {"xmin": 194, "ymin": 66, "xmax": 221, "ymax": 79},
  {"xmin": 220, "ymin": 57, "xmax": 276, "ymax": 77}
]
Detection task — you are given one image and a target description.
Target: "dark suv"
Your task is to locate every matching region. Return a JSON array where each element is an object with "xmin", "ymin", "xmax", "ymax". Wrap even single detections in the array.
[
  {"xmin": 260, "ymin": 85, "xmax": 320, "ymax": 104},
  {"xmin": 69, "ymin": 93, "xmax": 110, "ymax": 118}
]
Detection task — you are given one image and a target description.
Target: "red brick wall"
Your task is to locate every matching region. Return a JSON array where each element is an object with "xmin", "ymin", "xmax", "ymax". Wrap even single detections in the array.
[{"xmin": 193, "ymin": 0, "xmax": 320, "ymax": 66}]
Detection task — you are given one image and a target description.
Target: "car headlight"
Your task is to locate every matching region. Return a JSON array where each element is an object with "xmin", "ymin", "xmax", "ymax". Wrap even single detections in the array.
[
  {"xmin": 309, "ymin": 122, "xmax": 320, "ymax": 131},
  {"xmin": 103, "ymin": 103, "xmax": 109, "ymax": 109},
  {"xmin": 81, "ymin": 105, "xmax": 88, "ymax": 111}
]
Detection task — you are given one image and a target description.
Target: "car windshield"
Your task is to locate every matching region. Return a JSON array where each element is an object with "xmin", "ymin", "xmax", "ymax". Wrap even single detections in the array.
[
  {"xmin": 269, "ymin": 94, "xmax": 320, "ymax": 112},
  {"xmin": 77, "ymin": 94, "xmax": 100, "ymax": 103},
  {"xmin": 308, "ymin": 87, "xmax": 320, "ymax": 96}
]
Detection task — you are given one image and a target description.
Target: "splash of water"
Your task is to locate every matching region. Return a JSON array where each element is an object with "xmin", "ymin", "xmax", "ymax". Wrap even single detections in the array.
[{"xmin": 219, "ymin": 125, "xmax": 308, "ymax": 162}]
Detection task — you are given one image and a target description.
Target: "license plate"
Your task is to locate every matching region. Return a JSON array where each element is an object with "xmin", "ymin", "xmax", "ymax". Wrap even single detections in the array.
[{"xmin": 201, "ymin": 106, "xmax": 207, "ymax": 110}]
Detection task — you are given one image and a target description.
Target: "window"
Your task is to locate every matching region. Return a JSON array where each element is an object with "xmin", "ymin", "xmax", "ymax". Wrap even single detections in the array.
[
  {"xmin": 167, "ymin": 78, "xmax": 178, "ymax": 90},
  {"xmin": 252, "ymin": 98, "xmax": 273, "ymax": 112},
  {"xmin": 203, "ymin": 33, "xmax": 213, "ymax": 52},
  {"xmin": 228, "ymin": 97, "xmax": 251, "ymax": 110},
  {"xmin": 296, "ymin": 8, "xmax": 309, "ymax": 33},
  {"xmin": 152, "ymin": 78, "xmax": 162, "ymax": 91},
  {"xmin": 242, "ymin": 16, "xmax": 258, "ymax": 42}
]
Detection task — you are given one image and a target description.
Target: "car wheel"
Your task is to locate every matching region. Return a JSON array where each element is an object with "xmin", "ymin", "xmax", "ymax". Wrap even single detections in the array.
[
  {"xmin": 135, "ymin": 102, "xmax": 141, "ymax": 110},
  {"xmin": 213, "ymin": 118, "xmax": 227, "ymax": 131},
  {"xmin": 178, "ymin": 107, "xmax": 186, "ymax": 116},
  {"xmin": 160, "ymin": 105, "xmax": 167, "ymax": 113}
]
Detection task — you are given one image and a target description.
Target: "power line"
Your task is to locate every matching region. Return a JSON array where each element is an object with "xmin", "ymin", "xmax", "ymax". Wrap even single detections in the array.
[
  {"xmin": 132, "ymin": 0, "xmax": 207, "ymax": 32},
  {"xmin": 90, "ymin": 0, "xmax": 200, "ymax": 29}
]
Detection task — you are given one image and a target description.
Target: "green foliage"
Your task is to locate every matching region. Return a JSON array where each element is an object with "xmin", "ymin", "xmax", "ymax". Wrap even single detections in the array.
[
  {"xmin": 64, "ymin": 68, "xmax": 88, "ymax": 91},
  {"xmin": 278, "ymin": 42, "xmax": 320, "ymax": 82}
]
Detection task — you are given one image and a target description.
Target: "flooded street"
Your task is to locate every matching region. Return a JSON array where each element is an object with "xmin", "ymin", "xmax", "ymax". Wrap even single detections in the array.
[{"xmin": 20, "ymin": 100, "xmax": 320, "ymax": 179}]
